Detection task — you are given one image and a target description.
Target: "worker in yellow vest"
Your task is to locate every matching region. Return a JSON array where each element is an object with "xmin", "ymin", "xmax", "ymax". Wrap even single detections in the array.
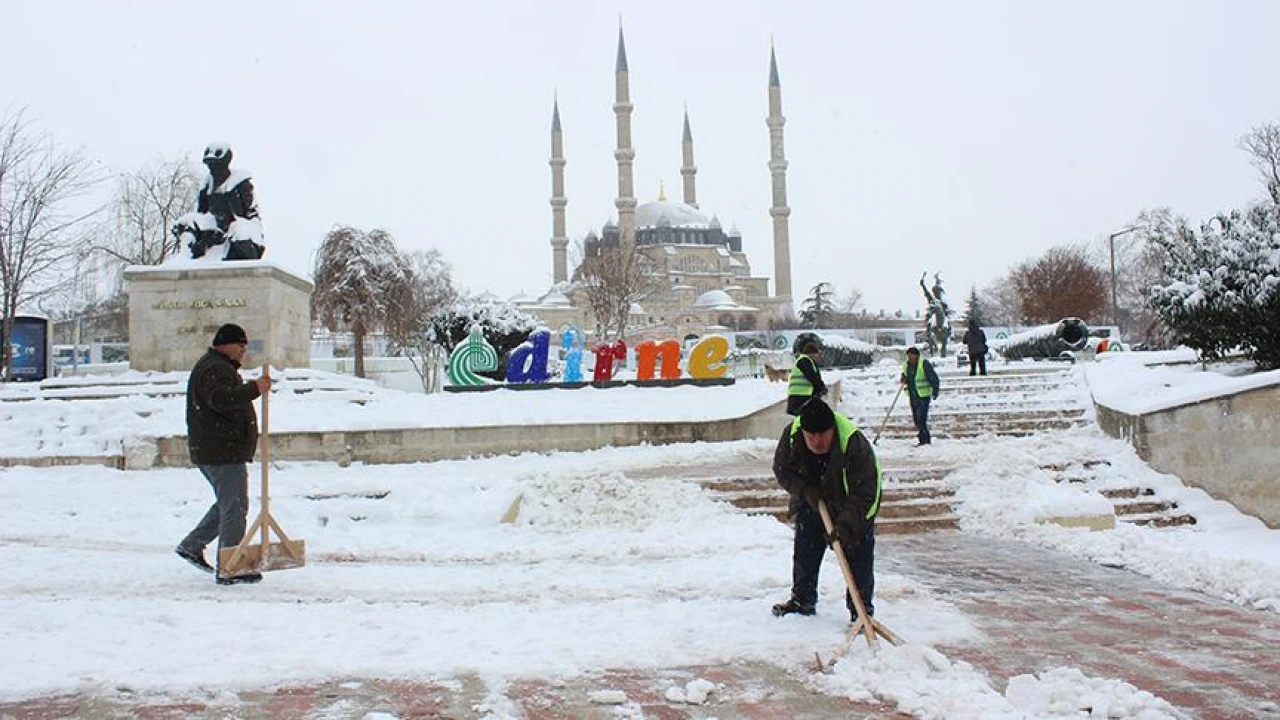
[
  {"xmin": 785, "ymin": 342, "xmax": 826, "ymax": 415},
  {"xmin": 900, "ymin": 346, "xmax": 941, "ymax": 446},
  {"xmin": 771, "ymin": 398, "xmax": 882, "ymax": 621}
]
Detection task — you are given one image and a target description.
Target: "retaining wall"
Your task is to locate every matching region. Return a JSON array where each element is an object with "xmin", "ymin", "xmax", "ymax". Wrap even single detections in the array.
[{"xmin": 1095, "ymin": 383, "xmax": 1280, "ymax": 528}]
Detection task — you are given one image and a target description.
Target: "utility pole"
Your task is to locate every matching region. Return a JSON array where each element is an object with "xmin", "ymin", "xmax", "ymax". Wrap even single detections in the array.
[{"xmin": 1108, "ymin": 226, "xmax": 1141, "ymax": 336}]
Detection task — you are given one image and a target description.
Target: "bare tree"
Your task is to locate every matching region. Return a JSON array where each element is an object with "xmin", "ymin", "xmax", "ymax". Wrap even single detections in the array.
[
  {"xmin": 979, "ymin": 275, "xmax": 1022, "ymax": 328},
  {"xmin": 92, "ymin": 155, "xmax": 200, "ymax": 266},
  {"xmin": 384, "ymin": 248, "xmax": 457, "ymax": 391},
  {"xmin": 1239, "ymin": 122, "xmax": 1280, "ymax": 205},
  {"xmin": 834, "ymin": 285, "xmax": 864, "ymax": 315},
  {"xmin": 0, "ymin": 110, "xmax": 99, "ymax": 380},
  {"xmin": 1010, "ymin": 244, "xmax": 1109, "ymax": 324},
  {"xmin": 311, "ymin": 226, "xmax": 417, "ymax": 378},
  {"xmin": 574, "ymin": 244, "xmax": 661, "ymax": 340}
]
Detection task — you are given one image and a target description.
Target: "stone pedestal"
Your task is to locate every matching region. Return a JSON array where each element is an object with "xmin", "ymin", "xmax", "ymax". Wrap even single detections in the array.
[{"xmin": 124, "ymin": 261, "xmax": 312, "ymax": 372}]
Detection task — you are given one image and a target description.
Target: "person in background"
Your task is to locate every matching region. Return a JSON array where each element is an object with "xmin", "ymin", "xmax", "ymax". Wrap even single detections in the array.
[
  {"xmin": 900, "ymin": 346, "xmax": 940, "ymax": 446},
  {"xmin": 175, "ymin": 323, "xmax": 270, "ymax": 585},
  {"xmin": 962, "ymin": 322, "xmax": 988, "ymax": 376},
  {"xmin": 771, "ymin": 399, "xmax": 881, "ymax": 620},
  {"xmin": 786, "ymin": 342, "xmax": 826, "ymax": 415}
]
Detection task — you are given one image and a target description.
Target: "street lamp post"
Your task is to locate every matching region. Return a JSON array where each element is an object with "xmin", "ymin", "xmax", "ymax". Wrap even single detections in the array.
[{"xmin": 1108, "ymin": 226, "xmax": 1141, "ymax": 337}]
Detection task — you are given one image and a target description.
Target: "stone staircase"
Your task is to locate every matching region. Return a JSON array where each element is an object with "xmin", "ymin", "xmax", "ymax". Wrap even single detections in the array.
[
  {"xmin": 677, "ymin": 365, "xmax": 1197, "ymax": 532},
  {"xmin": 1042, "ymin": 459, "xmax": 1197, "ymax": 528},
  {"xmin": 844, "ymin": 365, "xmax": 1093, "ymax": 441},
  {"xmin": 698, "ymin": 466, "xmax": 959, "ymax": 533}
]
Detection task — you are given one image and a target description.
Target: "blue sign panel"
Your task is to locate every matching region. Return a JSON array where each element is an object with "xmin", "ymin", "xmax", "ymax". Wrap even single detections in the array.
[{"xmin": 3, "ymin": 316, "xmax": 51, "ymax": 382}]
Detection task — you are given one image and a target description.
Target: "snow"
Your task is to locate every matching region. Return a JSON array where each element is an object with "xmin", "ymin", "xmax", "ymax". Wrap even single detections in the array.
[
  {"xmin": 0, "ymin": 373, "xmax": 786, "ymax": 458},
  {"xmin": 1085, "ymin": 349, "xmax": 1280, "ymax": 415},
  {"xmin": 1, "ymin": 352, "xmax": 1277, "ymax": 716}
]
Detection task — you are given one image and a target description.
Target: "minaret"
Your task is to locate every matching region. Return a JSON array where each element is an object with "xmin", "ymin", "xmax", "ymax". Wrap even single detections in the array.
[
  {"xmin": 681, "ymin": 108, "xmax": 697, "ymax": 208},
  {"xmin": 549, "ymin": 96, "xmax": 569, "ymax": 284},
  {"xmin": 767, "ymin": 44, "xmax": 793, "ymax": 300},
  {"xmin": 614, "ymin": 25, "xmax": 637, "ymax": 248}
]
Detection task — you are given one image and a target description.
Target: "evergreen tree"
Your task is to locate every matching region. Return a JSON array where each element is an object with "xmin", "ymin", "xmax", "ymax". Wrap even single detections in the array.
[
  {"xmin": 800, "ymin": 281, "xmax": 836, "ymax": 328},
  {"xmin": 1148, "ymin": 203, "xmax": 1280, "ymax": 369},
  {"xmin": 962, "ymin": 286, "xmax": 988, "ymax": 327}
]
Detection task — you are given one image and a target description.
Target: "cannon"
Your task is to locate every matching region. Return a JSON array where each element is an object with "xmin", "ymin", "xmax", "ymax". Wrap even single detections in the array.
[{"xmin": 996, "ymin": 318, "xmax": 1089, "ymax": 361}]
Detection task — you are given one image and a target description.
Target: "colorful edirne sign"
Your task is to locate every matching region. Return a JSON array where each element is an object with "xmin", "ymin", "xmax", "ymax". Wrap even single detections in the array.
[{"xmin": 446, "ymin": 326, "xmax": 731, "ymax": 388}]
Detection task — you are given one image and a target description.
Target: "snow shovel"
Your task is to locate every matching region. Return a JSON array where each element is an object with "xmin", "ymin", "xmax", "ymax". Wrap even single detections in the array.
[
  {"xmin": 871, "ymin": 384, "xmax": 904, "ymax": 445},
  {"xmin": 813, "ymin": 500, "xmax": 902, "ymax": 671},
  {"xmin": 219, "ymin": 364, "xmax": 306, "ymax": 576}
]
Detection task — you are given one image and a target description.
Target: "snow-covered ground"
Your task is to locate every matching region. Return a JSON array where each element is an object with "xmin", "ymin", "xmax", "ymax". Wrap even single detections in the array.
[{"xmin": 1, "ymin": 351, "xmax": 1277, "ymax": 719}]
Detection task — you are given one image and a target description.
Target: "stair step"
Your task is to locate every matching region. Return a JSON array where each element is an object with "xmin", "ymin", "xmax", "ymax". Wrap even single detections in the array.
[
  {"xmin": 1099, "ymin": 487, "xmax": 1155, "ymax": 499},
  {"xmin": 1115, "ymin": 500, "xmax": 1179, "ymax": 516},
  {"xmin": 876, "ymin": 515, "xmax": 959, "ymax": 534},
  {"xmin": 1124, "ymin": 513, "xmax": 1198, "ymax": 528}
]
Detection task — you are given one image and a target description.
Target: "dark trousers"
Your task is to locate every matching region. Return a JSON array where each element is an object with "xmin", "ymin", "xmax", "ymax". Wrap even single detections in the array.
[
  {"xmin": 909, "ymin": 396, "xmax": 932, "ymax": 445},
  {"xmin": 791, "ymin": 503, "xmax": 875, "ymax": 617},
  {"xmin": 181, "ymin": 463, "xmax": 249, "ymax": 566},
  {"xmin": 968, "ymin": 353, "xmax": 987, "ymax": 376}
]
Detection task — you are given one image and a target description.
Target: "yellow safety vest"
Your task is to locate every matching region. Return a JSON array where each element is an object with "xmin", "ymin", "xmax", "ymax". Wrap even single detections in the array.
[
  {"xmin": 789, "ymin": 413, "xmax": 882, "ymax": 519},
  {"xmin": 788, "ymin": 354, "xmax": 817, "ymax": 397},
  {"xmin": 902, "ymin": 359, "xmax": 933, "ymax": 398}
]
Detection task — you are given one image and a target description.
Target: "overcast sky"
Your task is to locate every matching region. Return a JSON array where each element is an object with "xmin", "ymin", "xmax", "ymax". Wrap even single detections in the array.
[{"xmin": 6, "ymin": 0, "xmax": 1279, "ymax": 314}]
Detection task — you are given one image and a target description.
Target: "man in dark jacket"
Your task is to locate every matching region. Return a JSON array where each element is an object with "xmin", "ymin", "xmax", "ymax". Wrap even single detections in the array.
[
  {"xmin": 785, "ymin": 342, "xmax": 826, "ymax": 415},
  {"xmin": 900, "ymin": 346, "xmax": 941, "ymax": 446},
  {"xmin": 771, "ymin": 399, "xmax": 881, "ymax": 620},
  {"xmin": 962, "ymin": 323, "xmax": 988, "ymax": 376},
  {"xmin": 175, "ymin": 323, "xmax": 270, "ymax": 585}
]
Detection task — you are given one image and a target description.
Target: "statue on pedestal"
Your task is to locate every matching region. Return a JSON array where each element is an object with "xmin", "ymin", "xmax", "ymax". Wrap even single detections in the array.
[
  {"xmin": 173, "ymin": 143, "xmax": 265, "ymax": 260},
  {"xmin": 920, "ymin": 272, "xmax": 952, "ymax": 357}
]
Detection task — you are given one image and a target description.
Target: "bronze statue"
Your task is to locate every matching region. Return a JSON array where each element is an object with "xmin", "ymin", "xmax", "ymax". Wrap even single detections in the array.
[
  {"xmin": 173, "ymin": 143, "xmax": 265, "ymax": 260},
  {"xmin": 920, "ymin": 272, "xmax": 952, "ymax": 357}
]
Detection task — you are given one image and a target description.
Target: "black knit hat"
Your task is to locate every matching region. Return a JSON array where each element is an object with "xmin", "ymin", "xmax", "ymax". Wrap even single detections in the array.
[
  {"xmin": 800, "ymin": 398, "xmax": 835, "ymax": 433},
  {"xmin": 212, "ymin": 323, "xmax": 248, "ymax": 346}
]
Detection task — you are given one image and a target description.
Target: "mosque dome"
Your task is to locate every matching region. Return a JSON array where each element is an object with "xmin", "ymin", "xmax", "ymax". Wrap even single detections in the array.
[
  {"xmin": 692, "ymin": 289, "xmax": 736, "ymax": 309},
  {"xmin": 635, "ymin": 200, "xmax": 711, "ymax": 229}
]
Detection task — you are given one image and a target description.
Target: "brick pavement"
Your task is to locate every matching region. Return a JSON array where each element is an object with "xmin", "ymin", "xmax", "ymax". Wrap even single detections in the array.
[{"xmin": 885, "ymin": 532, "xmax": 1280, "ymax": 720}]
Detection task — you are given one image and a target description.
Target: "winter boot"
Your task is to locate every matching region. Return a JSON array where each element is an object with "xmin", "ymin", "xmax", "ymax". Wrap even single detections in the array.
[
  {"xmin": 175, "ymin": 545, "xmax": 214, "ymax": 574},
  {"xmin": 771, "ymin": 598, "xmax": 816, "ymax": 617},
  {"xmin": 216, "ymin": 572, "xmax": 263, "ymax": 586}
]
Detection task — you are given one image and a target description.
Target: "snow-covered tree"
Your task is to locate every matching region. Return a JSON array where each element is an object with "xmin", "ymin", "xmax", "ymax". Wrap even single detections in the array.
[
  {"xmin": 1148, "ymin": 203, "xmax": 1280, "ymax": 368},
  {"xmin": 1, "ymin": 110, "xmax": 100, "ymax": 380},
  {"xmin": 311, "ymin": 226, "xmax": 417, "ymax": 379},
  {"xmin": 427, "ymin": 293, "xmax": 540, "ymax": 378}
]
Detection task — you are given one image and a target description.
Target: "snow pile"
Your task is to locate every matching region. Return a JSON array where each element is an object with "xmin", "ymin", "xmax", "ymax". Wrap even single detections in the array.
[
  {"xmin": 517, "ymin": 472, "xmax": 727, "ymax": 531},
  {"xmin": 946, "ymin": 448, "xmax": 1115, "ymax": 523},
  {"xmin": 1005, "ymin": 667, "xmax": 1182, "ymax": 719},
  {"xmin": 663, "ymin": 678, "xmax": 716, "ymax": 704},
  {"xmin": 819, "ymin": 644, "xmax": 1180, "ymax": 719}
]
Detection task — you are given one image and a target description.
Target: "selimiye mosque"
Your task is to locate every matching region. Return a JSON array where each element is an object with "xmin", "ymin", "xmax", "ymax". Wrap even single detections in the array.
[{"xmin": 514, "ymin": 27, "xmax": 796, "ymax": 341}]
